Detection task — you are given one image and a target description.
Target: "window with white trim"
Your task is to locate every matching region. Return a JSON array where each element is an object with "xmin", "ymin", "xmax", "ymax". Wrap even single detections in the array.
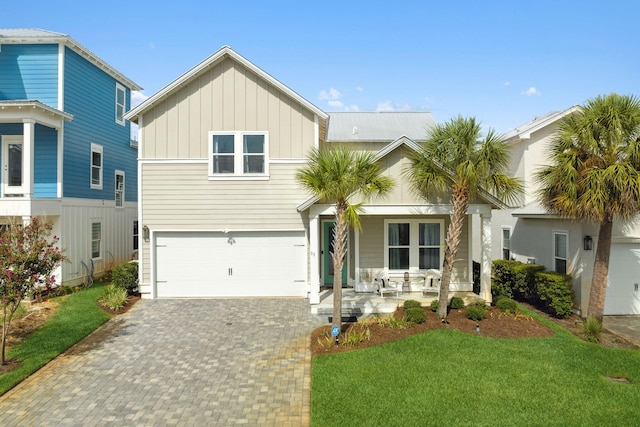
[
  {"xmin": 554, "ymin": 231, "xmax": 568, "ymax": 274},
  {"xmin": 385, "ymin": 219, "xmax": 443, "ymax": 271},
  {"xmin": 502, "ymin": 227, "xmax": 511, "ymax": 260},
  {"xmin": 208, "ymin": 131, "xmax": 268, "ymax": 178},
  {"xmin": 115, "ymin": 83, "xmax": 126, "ymax": 125},
  {"xmin": 91, "ymin": 222, "xmax": 102, "ymax": 259},
  {"xmin": 91, "ymin": 143, "xmax": 103, "ymax": 189},
  {"xmin": 115, "ymin": 170, "xmax": 124, "ymax": 207}
]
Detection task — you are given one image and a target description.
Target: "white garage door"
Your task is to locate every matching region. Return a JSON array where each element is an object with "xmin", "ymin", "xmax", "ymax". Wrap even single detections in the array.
[
  {"xmin": 604, "ymin": 243, "xmax": 640, "ymax": 315},
  {"xmin": 155, "ymin": 231, "xmax": 307, "ymax": 298}
]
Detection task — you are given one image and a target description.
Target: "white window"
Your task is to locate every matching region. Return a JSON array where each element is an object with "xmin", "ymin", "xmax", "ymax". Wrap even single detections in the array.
[
  {"xmin": 385, "ymin": 219, "xmax": 443, "ymax": 271},
  {"xmin": 91, "ymin": 222, "xmax": 102, "ymax": 259},
  {"xmin": 554, "ymin": 231, "xmax": 568, "ymax": 274},
  {"xmin": 208, "ymin": 131, "xmax": 268, "ymax": 179},
  {"xmin": 115, "ymin": 170, "xmax": 124, "ymax": 207},
  {"xmin": 91, "ymin": 143, "xmax": 103, "ymax": 189},
  {"xmin": 115, "ymin": 83, "xmax": 126, "ymax": 126},
  {"xmin": 502, "ymin": 227, "xmax": 511, "ymax": 260}
]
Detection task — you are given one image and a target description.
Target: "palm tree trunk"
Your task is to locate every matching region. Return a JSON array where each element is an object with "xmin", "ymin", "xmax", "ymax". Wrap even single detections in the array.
[
  {"xmin": 588, "ymin": 219, "xmax": 613, "ymax": 321},
  {"xmin": 438, "ymin": 185, "xmax": 468, "ymax": 319},
  {"xmin": 331, "ymin": 202, "xmax": 349, "ymax": 331}
]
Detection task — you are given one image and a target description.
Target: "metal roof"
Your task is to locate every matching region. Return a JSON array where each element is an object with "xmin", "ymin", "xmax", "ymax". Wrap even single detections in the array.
[
  {"xmin": 326, "ymin": 112, "xmax": 436, "ymax": 142},
  {"xmin": 503, "ymin": 106, "xmax": 581, "ymax": 142},
  {"xmin": 0, "ymin": 28, "xmax": 142, "ymax": 91}
]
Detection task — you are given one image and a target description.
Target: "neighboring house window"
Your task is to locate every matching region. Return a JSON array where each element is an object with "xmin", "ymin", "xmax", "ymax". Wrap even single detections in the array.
[
  {"xmin": 502, "ymin": 227, "xmax": 511, "ymax": 260},
  {"xmin": 133, "ymin": 220, "xmax": 139, "ymax": 251},
  {"xmin": 208, "ymin": 131, "xmax": 268, "ymax": 178},
  {"xmin": 386, "ymin": 220, "xmax": 443, "ymax": 271},
  {"xmin": 115, "ymin": 83, "xmax": 126, "ymax": 126},
  {"xmin": 115, "ymin": 170, "xmax": 125, "ymax": 207},
  {"xmin": 554, "ymin": 231, "xmax": 568, "ymax": 274},
  {"xmin": 91, "ymin": 143, "xmax": 103, "ymax": 189},
  {"xmin": 91, "ymin": 222, "xmax": 102, "ymax": 259}
]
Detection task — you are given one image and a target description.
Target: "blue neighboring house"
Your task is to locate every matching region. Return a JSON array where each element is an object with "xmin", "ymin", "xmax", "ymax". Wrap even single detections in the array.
[{"xmin": 0, "ymin": 29, "xmax": 141, "ymax": 286}]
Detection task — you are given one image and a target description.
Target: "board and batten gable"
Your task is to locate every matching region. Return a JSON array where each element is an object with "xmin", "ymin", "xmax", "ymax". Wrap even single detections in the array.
[
  {"xmin": 0, "ymin": 43, "xmax": 59, "ymax": 106},
  {"xmin": 62, "ymin": 47, "xmax": 137, "ymax": 202},
  {"xmin": 140, "ymin": 57, "xmax": 317, "ymax": 160}
]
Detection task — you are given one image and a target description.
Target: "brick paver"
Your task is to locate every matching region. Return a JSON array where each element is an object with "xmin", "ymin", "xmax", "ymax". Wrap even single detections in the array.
[{"xmin": 0, "ymin": 298, "xmax": 325, "ymax": 426}]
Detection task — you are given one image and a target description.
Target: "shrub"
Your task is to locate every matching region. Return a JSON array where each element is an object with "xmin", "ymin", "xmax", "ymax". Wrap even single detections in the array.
[
  {"xmin": 465, "ymin": 300, "xmax": 488, "ymax": 321},
  {"xmin": 430, "ymin": 300, "xmax": 438, "ymax": 312},
  {"xmin": 492, "ymin": 260, "xmax": 519, "ymax": 299},
  {"xmin": 535, "ymin": 272, "xmax": 574, "ymax": 319},
  {"xmin": 111, "ymin": 261, "xmax": 138, "ymax": 295},
  {"xmin": 450, "ymin": 297, "xmax": 464, "ymax": 309},
  {"xmin": 341, "ymin": 324, "xmax": 371, "ymax": 346},
  {"xmin": 492, "ymin": 260, "xmax": 545, "ymax": 302},
  {"xmin": 98, "ymin": 286, "xmax": 129, "ymax": 311},
  {"xmin": 581, "ymin": 315, "xmax": 603, "ymax": 343},
  {"xmin": 495, "ymin": 297, "xmax": 517, "ymax": 314},
  {"xmin": 404, "ymin": 299, "xmax": 422, "ymax": 309},
  {"xmin": 376, "ymin": 315, "xmax": 411, "ymax": 329},
  {"xmin": 405, "ymin": 307, "xmax": 426, "ymax": 324}
]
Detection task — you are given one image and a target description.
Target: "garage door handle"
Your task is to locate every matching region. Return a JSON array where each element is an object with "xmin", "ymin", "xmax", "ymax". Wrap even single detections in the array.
[
  {"xmin": 228, "ymin": 268, "xmax": 232, "ymax": 276},
  {"xmin": 635, "ymin": 283, "xmax": 638, "ymax": 292}
]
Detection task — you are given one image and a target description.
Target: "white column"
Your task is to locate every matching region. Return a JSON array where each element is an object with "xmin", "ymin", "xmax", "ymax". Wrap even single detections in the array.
[
  {"xmin": 23, "ymin": 120, "xmax": 35, "ymax": 198},
  {"xmin": 480, "ymin": 213, "xmax": 492, "ymax": 303},
  {"xmin": 309, "ymin": 215, "xmax": 320, "ymax": 304}
]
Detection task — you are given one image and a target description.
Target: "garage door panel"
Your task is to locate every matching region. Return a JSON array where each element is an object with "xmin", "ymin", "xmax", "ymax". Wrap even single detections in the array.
[
  {"xmin": 605, "ymin": 244, "xmax": 640, "ymax": 315},
  {"xmin": 155, "ymin": 231, "xmax": 306, "ymax": 298}
]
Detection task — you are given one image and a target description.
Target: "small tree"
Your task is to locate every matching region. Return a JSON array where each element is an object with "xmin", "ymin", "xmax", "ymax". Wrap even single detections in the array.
[{"xmin": 0, "ymin": 217, "xmax": 66, "ymax": 365}]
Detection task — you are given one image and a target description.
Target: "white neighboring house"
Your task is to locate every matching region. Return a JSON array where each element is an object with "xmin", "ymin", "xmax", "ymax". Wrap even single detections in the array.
[{"xmin": 492, "ymin": 107, "xmax": 640, "ymax": 315}]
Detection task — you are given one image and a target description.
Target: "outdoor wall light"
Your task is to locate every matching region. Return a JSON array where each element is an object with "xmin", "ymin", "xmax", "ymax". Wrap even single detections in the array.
[
  {"xmin": 583, "ymin": 235, "xmax": 593, "ymax": 251},
  {"xmin": 142, "ymin": 225, "xmax": 150, "ymax": 241}
]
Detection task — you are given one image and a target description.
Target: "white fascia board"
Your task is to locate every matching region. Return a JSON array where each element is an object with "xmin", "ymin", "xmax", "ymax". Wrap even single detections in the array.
[
  {"xmin": 125, "ymin": 46, "xmax": 328, "ymax": 123},
  {"xmin": 505, "ymin": 105, "xmax": 582, "ymax": 143}
]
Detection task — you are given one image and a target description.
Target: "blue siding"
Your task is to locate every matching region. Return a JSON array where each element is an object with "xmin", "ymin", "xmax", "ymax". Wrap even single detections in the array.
[
  {"xmin": 0, "ymin": 44, "xmax": 59, "ymax": 107},
  {"xmin": 62, "ymin": 47, "xmax": 137, "ymax": 202},
  {"xmin": 34, "ymin": 125, "xmax": 58, "ymax": 197}
]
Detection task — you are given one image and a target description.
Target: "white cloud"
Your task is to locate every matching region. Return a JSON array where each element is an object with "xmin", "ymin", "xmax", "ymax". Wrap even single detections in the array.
[
  {"xmin": 328, "ymin": 100, "xmax": 343, "ymax": 108},
  {"xmin": 521, "ymin": 86, "xmax": 541, "ymax": 96},
  {"xmin": 318, "ymin": 87, "xmax": 342, "ymax": 101},
  {"xmin": 356, "ymin": 86, "xmax": 363, "ymax": 92},
  {"xmin": 345, "ymin": 104, "xmax": 360, "ymax": 112},
  {"xmin": 504, "ymin": 81, "xmax": 511, "ymax": 86},
  {"xmin": 131, "ymin": 91, "xmax": 149, "ymax": 108},
  {"xmin": 376, "ymin": 101, "xmax": 412, "ymax": 112}
]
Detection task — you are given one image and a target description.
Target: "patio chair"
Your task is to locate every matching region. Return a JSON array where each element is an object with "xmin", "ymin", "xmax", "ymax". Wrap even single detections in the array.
[
  {"xmin": 422, "ymin": 269, "xmax": 441, "ymax": 296},
  {"xmin": 375, "ymin": 270, "xmax": 402, "ymax": 297}
]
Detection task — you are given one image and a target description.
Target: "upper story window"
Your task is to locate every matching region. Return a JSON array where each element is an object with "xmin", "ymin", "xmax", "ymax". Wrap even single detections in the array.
[
  {"xmin": 502, "ymin": 227, "xmax": 511, "ymax": 260},
  {"xmin": 115, "ymin": 83, "xmax": 126, "ymax": 126},
  {"xmin": 385, "ymin": 219, "xmax": 443, "ymax": 271},
  {"xmin": 208, "ymin": 131, "xmax": 269, "ymax": 179},
  {"xmin": 115, "ymin": 170, "xmax": 125, "ymax": 207},
  {"xmin": 91, "ymin": 143, "xmax": 103, "ymax": 190},
  {"xmin": 554, "ymin": 231, "xmax": 568, "ymax": 274}
]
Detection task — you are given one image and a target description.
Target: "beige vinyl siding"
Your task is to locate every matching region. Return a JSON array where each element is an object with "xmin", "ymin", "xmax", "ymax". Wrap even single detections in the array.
[
  {"xmin": 141, "ymin": 162, "xmax": 307, "ymax": 229},
  {"xmin": 140, "ymin": 58, "xmax": 317, "ymax": 160}
]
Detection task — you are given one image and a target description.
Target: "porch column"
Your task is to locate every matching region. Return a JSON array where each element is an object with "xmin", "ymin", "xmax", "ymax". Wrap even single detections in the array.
[
  {"xmin": 23, "ymin": 119, "xmax": 35, "ymax": 198},
  {"xmin": 480, "ymin": 212, "xmax": 492, "ymax": 303},
  {"xmin": 309, "ymin": 214, "xmax": 320, "ymax": 304}
]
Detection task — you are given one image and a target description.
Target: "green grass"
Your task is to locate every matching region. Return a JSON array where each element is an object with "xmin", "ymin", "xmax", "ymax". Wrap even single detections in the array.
[
  {"xmin": 312, "ymin": 309, "xmax": 640, "ymax": 427},
  {"xmin": 0, "ymin": 283, "xmax": 111, "ymax": 395}
]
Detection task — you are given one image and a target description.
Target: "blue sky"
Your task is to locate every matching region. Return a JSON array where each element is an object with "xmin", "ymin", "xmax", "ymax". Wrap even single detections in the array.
[{"xmin": 3, "ymin": 0, "xmax": 639, "ymax": 133}]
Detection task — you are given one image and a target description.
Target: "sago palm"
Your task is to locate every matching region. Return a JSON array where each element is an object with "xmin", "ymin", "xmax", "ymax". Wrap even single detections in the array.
[
  {"xmin": 297, "ymin": 146, "xmax": 394, "ymax": 330},
  {"xmin": 536, "ymin": 93, "xmax": 640, "ymax": 320},
  {"xmin": 407, "ymin": 116, "xmax": 522, "ymax": 320}
]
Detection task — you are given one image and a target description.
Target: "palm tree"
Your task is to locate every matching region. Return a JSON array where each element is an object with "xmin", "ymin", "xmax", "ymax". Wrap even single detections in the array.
[
  {"xmin": 407, "ymin": 116, "xmax": 522, "ymax": 320},
  {"xmin": 297, "ymin": 146, "xmax": 394, "ymax": 330},
  {"xmin": 536, "ymin": 93, "xmax": 640, "ymax": 321}
]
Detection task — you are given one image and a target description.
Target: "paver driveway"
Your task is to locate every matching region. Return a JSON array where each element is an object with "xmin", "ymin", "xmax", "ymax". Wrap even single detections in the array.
[{"xmin": 0, "ymin": 298, "xmax": 325, "ymax": 426}]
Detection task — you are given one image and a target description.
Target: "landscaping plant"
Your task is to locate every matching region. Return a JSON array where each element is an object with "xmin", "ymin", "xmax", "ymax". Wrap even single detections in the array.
[
  {"xmin": 98, "ymin": 286, "xmax": 129, "ymax": 311},
  {"xmin": 0, "ymin": 217, "xmax": 66, "ymax": 365}
]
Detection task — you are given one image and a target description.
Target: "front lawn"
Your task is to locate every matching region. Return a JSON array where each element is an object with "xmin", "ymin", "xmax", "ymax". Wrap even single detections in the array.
[
  {"xmin": 0, "ymin": 283, "xmax": 111, "ymax": 395},
  {"xmin": 312, "ymin": 313, "xmax": 640, "ymax": 426}
]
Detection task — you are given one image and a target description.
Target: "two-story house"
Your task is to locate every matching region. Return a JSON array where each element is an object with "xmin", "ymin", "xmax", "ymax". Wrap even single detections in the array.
[
  {"xmin": 125, "ymin": 46, "xmax": 499, "ymax": 306},
  {"xmin": 0, "ymin": 29, "xmax": 141, "ymax": 286},
  {"xmin": 492, "ymin": 107, "xmax": 640, "ymax": 315}
]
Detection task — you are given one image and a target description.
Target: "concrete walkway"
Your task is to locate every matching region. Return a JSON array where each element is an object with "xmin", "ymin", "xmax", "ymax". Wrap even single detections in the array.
[
  {"xmin": 604, "ymin": 315, "xmax": 640, "ymax": 348},
  {"xmin": 0, "ymin": 299, "xmax": 325, "ymax": 426}
]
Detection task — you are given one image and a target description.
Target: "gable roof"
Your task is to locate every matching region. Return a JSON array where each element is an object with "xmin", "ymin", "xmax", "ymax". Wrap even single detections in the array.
[
  {"xmin": 124, "ymin": 45, "xmax": 328, "ymax": 125},
  {"xmin": 326, "ymin": 112, "xmax": 435, "ymax": 142},
  {"xmin": 503, "ymin": 105, "xmax": 581, "ymax": 142},
  {"xmin": 0, "ymin": 28, "xmax": 142, "ymax": 91}
]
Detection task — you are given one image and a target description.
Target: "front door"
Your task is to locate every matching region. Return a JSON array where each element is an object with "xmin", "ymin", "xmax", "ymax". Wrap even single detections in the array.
[
  {"xmin": 323, "ymin": 221, "xmax": 348, "ymax": 286},
  {"xmin": 2, "ymin": 135, "xmax": 25, "ymax": 196}
]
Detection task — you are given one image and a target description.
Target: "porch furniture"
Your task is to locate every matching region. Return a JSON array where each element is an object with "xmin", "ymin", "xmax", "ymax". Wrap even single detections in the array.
[
  {"xmin": 375, "ymin": 270, "xmax": 402, "ymax": 298},
  {"xmin": 355, "ymin": 269, "xmax": 378, "ymax": 292},
  {"xmin": 422, "ymin": 269, "xmax": 441, "ymax": 296}
]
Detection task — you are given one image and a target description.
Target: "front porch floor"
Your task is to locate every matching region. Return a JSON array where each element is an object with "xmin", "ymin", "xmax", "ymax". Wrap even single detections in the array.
[{"xmin": 311, "ymin": 287, "xmax": 479, "ymax": 320}]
